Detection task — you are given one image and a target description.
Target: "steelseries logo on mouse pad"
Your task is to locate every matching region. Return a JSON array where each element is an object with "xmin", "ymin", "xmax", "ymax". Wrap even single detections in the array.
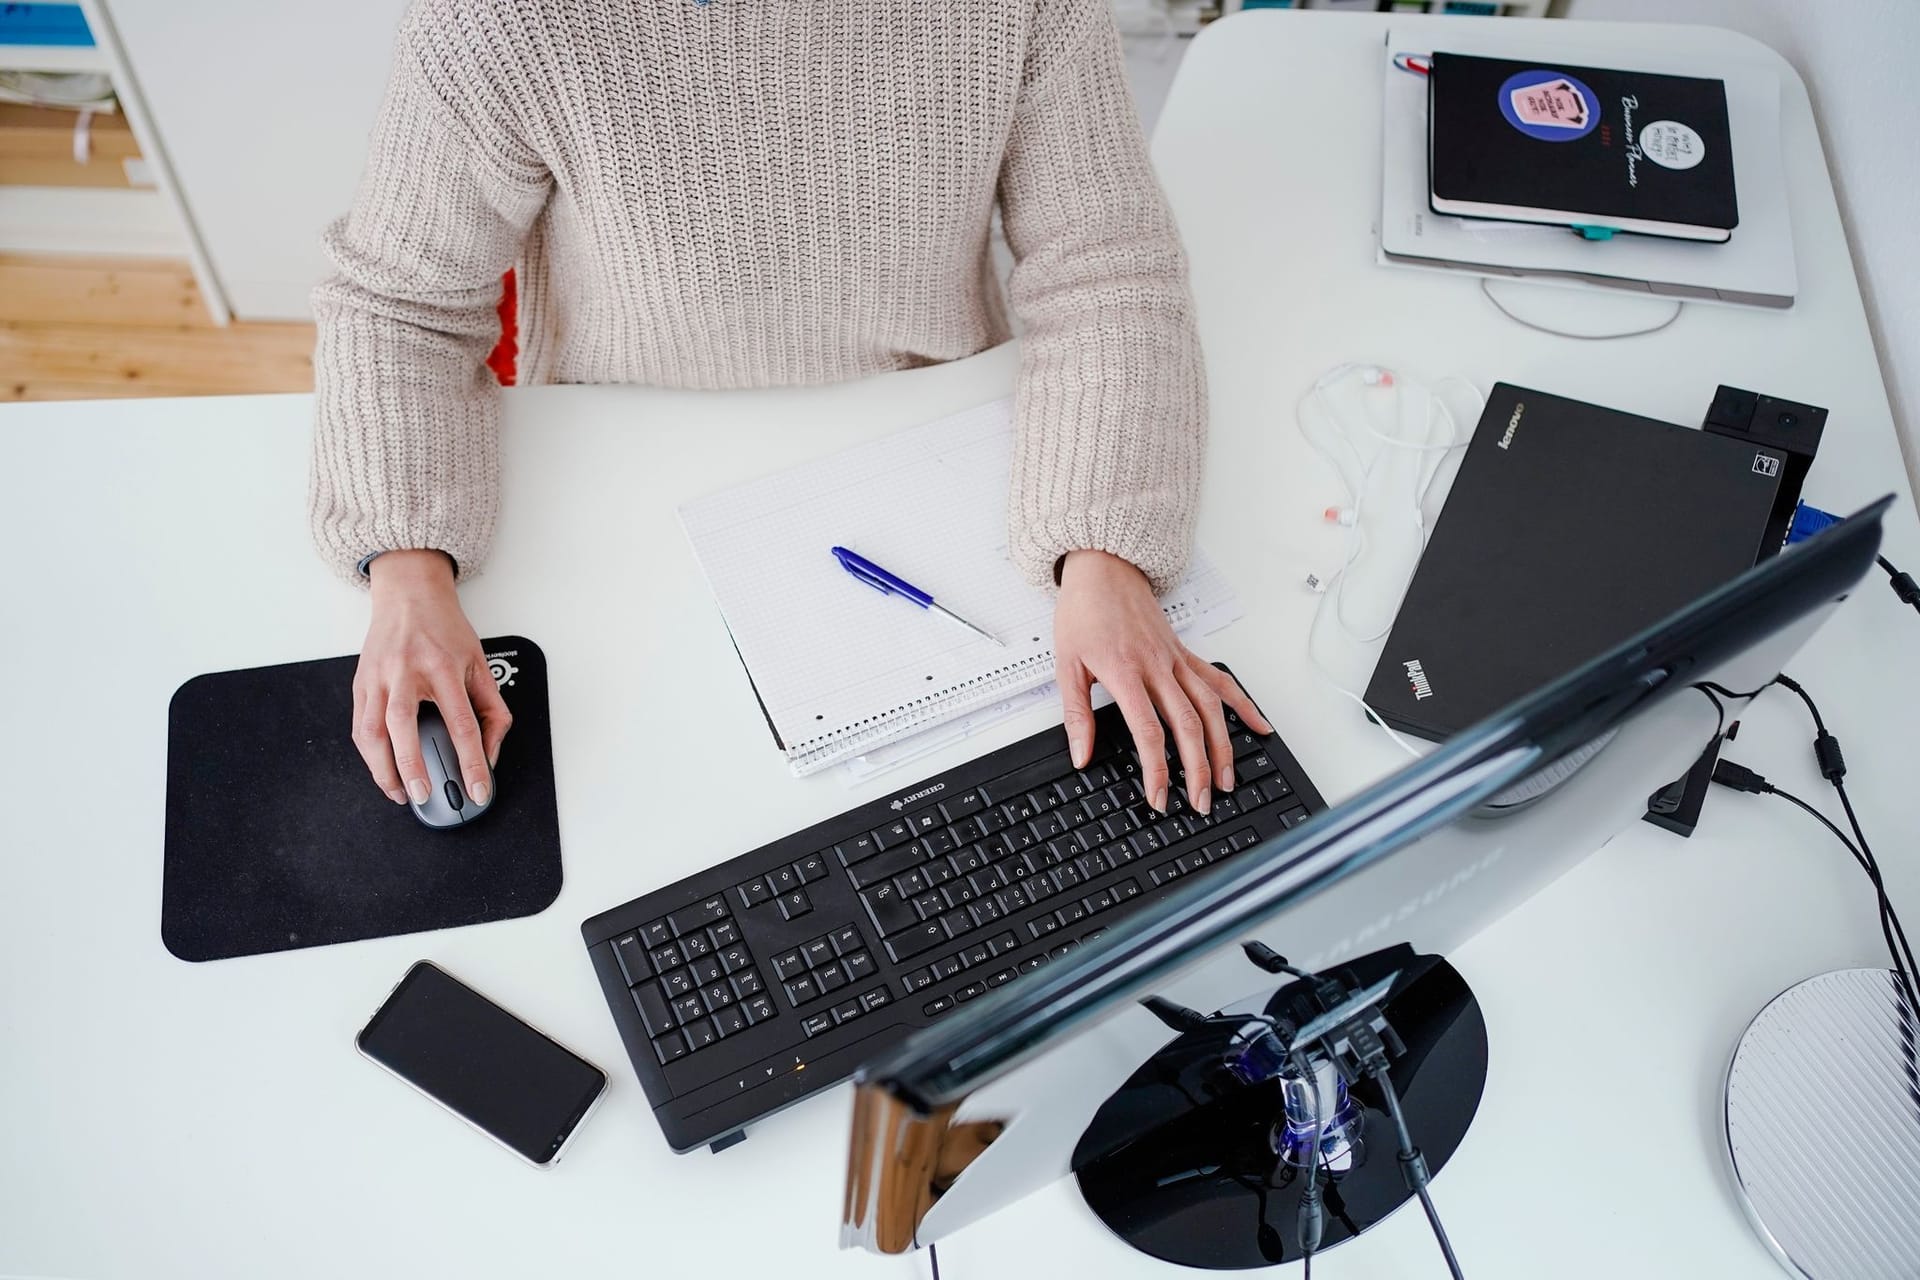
[{"xmin": 487, "ymin": 652, "xmax": 520, "ymax": 688}]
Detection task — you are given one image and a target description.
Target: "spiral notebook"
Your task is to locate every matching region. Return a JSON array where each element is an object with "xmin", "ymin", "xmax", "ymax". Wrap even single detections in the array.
[{"xmin": 680, "ymin": 398, "xmax": 1239, "ymax": 776}]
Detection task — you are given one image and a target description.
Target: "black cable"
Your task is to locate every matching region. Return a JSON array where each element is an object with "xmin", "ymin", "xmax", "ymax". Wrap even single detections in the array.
[
  {"xmin": 929, "ymin": 1241, "xmax": 940, "ymax": 1280},
  {"xmin": 1292, "ymin": 1047, "xmax": 1328, "ymax": 1277},
  {"xmin": 1879, "ymin": 555, "xmax": 1920, "ymax": 615},
  {"xmin": 1367, "ymin": 1056, "xmax": 1465, "ymax": 1280}
]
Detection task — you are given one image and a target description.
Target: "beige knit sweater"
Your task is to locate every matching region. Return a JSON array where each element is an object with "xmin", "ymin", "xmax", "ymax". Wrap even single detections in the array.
[{"xmin": 310, "ymin": 0, "xmax": 1205, "ymax": 592}]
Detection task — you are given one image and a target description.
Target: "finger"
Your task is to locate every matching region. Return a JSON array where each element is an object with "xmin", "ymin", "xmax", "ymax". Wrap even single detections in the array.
[
  {"xmin": 1058, "ymin": 656, "xmax": 1098, "ymax": 769},
  {"xmin": 428, "ymin": 668, "xmax": 493, "ymax": 807},
  {"xmin": 1196, "ymin": 658, "xmax": 1274, "ymax": 734},
  {"xmin": 466, "ymin": 662, "xmax": 514, "ymax": 769},
  {"xmin": 352, "ymin": 681, "xmax": 407, "ymax": 804},
  {"xmin": 1105, "ymin": 670, "xmax": 1169, "ymax": 813},
  {"xmin": 1175, "ymin": 659, "xmax": 1236, "ymax": 795},
  {"xmin": 385, "ymin": 690, "xmax": 431, "ymax": 807},
  {"xmin": 1148, "ymin": 667, "xmax": 1212, "ymax": 814}
]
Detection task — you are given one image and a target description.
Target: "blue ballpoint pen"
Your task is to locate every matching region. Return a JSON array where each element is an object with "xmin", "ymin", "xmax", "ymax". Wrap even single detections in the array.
[{"xmin": 830, "ymin": 546, "xmax": 1005, "ymax": 647}]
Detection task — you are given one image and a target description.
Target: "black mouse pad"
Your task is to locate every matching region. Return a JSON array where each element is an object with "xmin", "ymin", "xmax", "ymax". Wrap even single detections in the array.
[{"xmin": 162, "ymin": 636, "xmax": 561, "ymax": 962}]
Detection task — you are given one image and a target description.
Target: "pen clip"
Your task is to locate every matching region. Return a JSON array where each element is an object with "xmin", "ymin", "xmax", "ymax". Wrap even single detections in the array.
[{"xmin": 831, "ymin": 546, "xmax": 933, "ymax": 607}]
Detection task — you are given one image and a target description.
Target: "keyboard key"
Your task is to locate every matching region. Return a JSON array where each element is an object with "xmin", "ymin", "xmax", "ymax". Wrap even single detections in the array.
[
  {"xmin": 1130, "ymin": 828, "xmax": 1166, "ymax": 859},
  {"xmin": 613, "ymin": 934, "xmax": 651, "ymax": 986},
  {"xmin": 996, "ymin": 882, "xmax": 1032, "ymax": 915},
  {"xmin": 816, "ymin": 960, "xmax": 848, "ymax": 992},
  {"xmin": 922, "ymin": 828, "xmax": 956, "ymax": 857},
  {"xmin": 784, "ymin": 974, "xmax": 819, "ymax": 1006},
  {"xmin": 977, "ymin": 807, "xmax": 1011, "ymax": 835},
  {"xmin": 1102, "ymin": 815, "xmax": 1135, "ymax": 844},
  {"xmin": 1057, "ymin": 901, "xmax": 1088, "ymax": 927},
  {"xmin": 1205, "ymin": 839, "xmax": 1233, "ymax": 863},
  {"xmin": 766, "ymin": 865, "xmax": 801, "ymax": 894},
  {"xmin": 911, "ymin": 890, "xmax": 947, "ymax": 920},
  {"xmin": 1030, "ymin": 812, "xmax": 1067, "ymax": 841},
  {"xmin": 1230, "ymin": 729, "xmax": 1263, "ymax": 757},
  {"xmin": 960, "ymin": 940, "xmax": 993, "ymax": 968},
  {"xmin": 1001, "ymin": 796, "xmax": 1039, "ymax": 824},
  {"xmin": 801, "ymin": 1012, "xmax": 835, "ymax": 1037},
  {"xmin": 771, "ymin": 949, "xmax": 806, "ymax": 981},
  {"xmin": 631, "ymin": 984, "xmax": 676, "ymax": 1037},
  {"xmin": 661, "ymin": 968, "xmax": 695, "ymax": 998},
  {"xmin": 1262, "ymin": 776, "xmax": 1295, "ymax": 802},
  {"xmin": 1213, "ymin": 794, "xmax": 1241, "ymax": 821},
  {"xmin": 930, "ymin": 954, "xmax": 963, "ymax": 981},
  {"xmin": 794, "ymin": 852, "xmax": 829, "ymax": 883},
  {"xmin": 905, "ymin": 809, "xmax": 941, "ymax": 837},
  {"xmin": 654, "ymin": 1035, "xmax": 688, "ymax": 1065},
  {"xmin": 1076, "ymin": 851, "xmax": 1110, "ymax": 880},
  {"xmin": 969, "ymin": 898, "xmax": 1003, "ymax": 929},
  {"xmin": 923, "ymin": 995, "xmax": 956, "ymax": 1017},
  {"xmin": 690, "ymin": 955, "xmax": 724, "ymax": 985},
  {"xmin": 1279, "ymin": 806, "xmax": 1312, "ymax": 829},
  {"xmin": 649, "ymin": 943, "xmax": 683, "ymax": 973},
  {"xmin": 1083, "ymin": 887, "xmax": 1116, "ymax": 914},
  {"xmin": 1047, "ymin": 943, "xmax": 1077, "ymax": 960},
  {"xmin": 842, "ymin": 950, "xmax": 876, "ymax": 981},
  {"xmin": 938, "ymin": 908, "xmax": 973, "ymax": 939},
  {"xmin": 940, "ymin": 790, "xmax": 987, "ymax": 824},
  {"xmin": 1082, "ymin": 793, "xmax": 1116, "ymax": 823},
  {"xmin": 871, "ymin": 818, "xmax": 914, "ymax": 850},
  {"xmin": 1018, "ymin": 955, "xmax": 1047, "ymax": 974},
  {"xmin": 896, "ymin": 866, "xmax": 931, "ymax": 896},
  {"xmin": 731, "ymin": 970, "xmax": 764, "ymax": 998},
  {"xmin": 718, "ymin": 945, "xmax": 752, "ymax": 974},
  {"xmin": 708, "ymin": 919, "xmax": 740, "ymax": 947},
  {"xmin": 776, "ymin": 890, "xmax": 813, "ymax": 921},
  {"xmin": 924, "ymin": 858, "xmax": 958, "ymax": 885},
  {"xmin": 969, "ymin": 867, "xmax": 1006, "ymax": 897},
  {"xmin": 861, "ymin": 883, "xmax": 918, "ymax": 937},
  {"xmin": 1148, "ymin": 861, "xmax": 1180, "ymax": 886},
  {"xmin": 679, "ymin": 932, "xmax": 714, "ymax": 963},
  {"xmin": 639, "ymin": 919, "xmax": 673, "ymax": 949},
  {"xmin": 955, "ymin": 981, "xmax": 987, "ymax": 1003},
  {"xmin": 942, "ymin": 881, "xmax": 977, "ymax": 909},
  {"xmin": 986, "ymin": 967, "xmax": 1017, "ymax": 988},
  {"xmin": 982, "ymin": 758, "xmax": 1072, "ymax": 807},
  {"xmin": 860, "ymin": 987, "xmax": 892, "ymax": 1013},
  {"xmin": 671, "ymin": 993, "xmax": 705, "ymax": 1025},
  {"xmin": 830, "ymin": 924, "xmax": 863, "ymax": 955},
  {"xmin": 1027, "ymin": 914, "xmax": 1061, "ymax": 940},
  {"xmin": 847, "ymin": 843, "xmax": 926, "ymax": 891},
  {"xmin": 1056, "ymin": 777, "xmax": 1090, "ymax": 804},
  {"xmin": 902, "ymin": 968, "xmax": 936, "ymax": 993},
  {"xmin": 1238, "ymin": 751, "xmax": 1278, "ymax": 783},
  {"xmin": 1052, "ymin": 863, "xmax": 1086, "ymax": 893},
  {"xmin": 1114, "ymin": 877, "xmax": 1143, "ymax": 901},
  {"xmin": 701, "ymin": 982, "xmax": 734, "ymax": 1012},
  {"xmin": 743, "ymin": 994, "xmax": 777, "ymax": 1024},
  {"xmin": 950, "ymin": 845, "xmax": 987, "ymax": 876},
  {"xmin": 886, "ymin": 921, "xmax": 947, "ymax": 963},
  {"xmin": 683, "ymin": 1019, "xmax": 720, "ymax": 1052},
  {"xmin": 1174, "ymin": 851, "xmax": 1206, "ymax": 875},
  {"xmin": 832, "ymin": 999, "xmax": 863, "ymax": 1025},
  {"xmin": 736, "ymin": 879, "xmax": 774, "ymax": 910},
  {"xmin": 712, "ymin": 1006, "xmax": 748, "ymax": 1038},
  {"xmin": 669, "ymin": 897, "xmax": 730, "ymax": 936},
  {"xmin": 837, "ymin": 832, "xmax": 881, "ymax": 866},
  {"xmin": 801, "ymin": 937, "xmax": 835, "ymax": 968},
  {"xmin": 946, "ymin": 814, "xmax": 987, "ymax": 845},
  {"xmin": 1230, "ymin": 827, "xmax": 1262, "ymax": 851}
]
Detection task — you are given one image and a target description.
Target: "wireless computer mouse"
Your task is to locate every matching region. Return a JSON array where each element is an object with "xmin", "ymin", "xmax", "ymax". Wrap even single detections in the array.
[{"xmin": 409, "ymin": 702, "xmax": 494, "ymax": 829}]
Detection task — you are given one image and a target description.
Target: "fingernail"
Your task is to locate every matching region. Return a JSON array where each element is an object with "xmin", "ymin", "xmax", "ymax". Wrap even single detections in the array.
[
  {"xmin": 406, "ymin": 778, "xmax": 430, "ymax": 805},
  {"xmin": 1195, "ymin": 787, "xmax": 1212, "ymax": 815},
  {"xmin": 471, "ymin": 779, "xmax": 490, "ymax": 805},
  {"xmin": 1219, "ymin": 764, "xmax": 1235, "ymax": 792},
  {"xmin": 386, "ymin": 788, "xmax": 407, "ymax": 805},
  {"xmin": 1151, "ymin": 785, "xmax": 1168, "ymax": 813}
]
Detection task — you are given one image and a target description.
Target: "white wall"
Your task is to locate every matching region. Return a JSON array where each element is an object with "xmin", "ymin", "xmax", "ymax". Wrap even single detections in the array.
[{"xmin": 1560, "ymin": 0, "xmax": 1920, "ymax": 494}]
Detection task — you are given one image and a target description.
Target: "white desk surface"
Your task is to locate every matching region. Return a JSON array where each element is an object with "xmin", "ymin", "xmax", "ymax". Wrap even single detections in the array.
[{"xmin": 3, "ymin": 11, "xmax": 1915, "ymax": 1280}]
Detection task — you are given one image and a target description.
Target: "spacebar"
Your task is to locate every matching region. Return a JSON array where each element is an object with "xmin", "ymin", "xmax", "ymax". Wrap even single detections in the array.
[{"xmin": 980, "ymin": 756, "xmax": 1073, "ymax": 805}]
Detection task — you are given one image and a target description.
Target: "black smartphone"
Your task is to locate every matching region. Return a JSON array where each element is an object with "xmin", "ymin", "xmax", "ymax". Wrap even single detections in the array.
[{"xmin": 357, "ymin": 961, "xmax": 607, "ymax": 1167}]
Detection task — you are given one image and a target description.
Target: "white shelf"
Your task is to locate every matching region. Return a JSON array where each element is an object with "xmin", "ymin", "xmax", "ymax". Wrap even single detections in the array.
[
  {"xmin": 0, "ymin": 43, "xmax": 109, "ymax": 74},
  {"xmin": 0, "ymin": 184, "xmax": 184, "ymax": 255}
]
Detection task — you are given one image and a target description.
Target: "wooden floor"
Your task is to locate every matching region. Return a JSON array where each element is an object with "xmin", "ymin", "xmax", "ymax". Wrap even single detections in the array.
[{"xmin": 0, "ymin": 254, "xmax": 315, "ymax": 402}]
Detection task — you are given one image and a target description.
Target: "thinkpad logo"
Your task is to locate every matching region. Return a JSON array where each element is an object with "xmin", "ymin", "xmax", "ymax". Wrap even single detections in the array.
[
  {"xmin": 1404, "ymin": 659, "xmax": 1435, "ymax": 701},
  {"xmin": 891, "ymin": 782, "xmax": 946, "ymax": 811},
  {"xmin": 1752, "ymin": 454, "xmax": 1781, "ymax": 477}
]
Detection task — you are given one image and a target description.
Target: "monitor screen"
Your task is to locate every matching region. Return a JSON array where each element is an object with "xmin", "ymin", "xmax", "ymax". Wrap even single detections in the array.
[{"xmin": 842, "ymin": 499, "xmax": 1889, "ymax": 1254}]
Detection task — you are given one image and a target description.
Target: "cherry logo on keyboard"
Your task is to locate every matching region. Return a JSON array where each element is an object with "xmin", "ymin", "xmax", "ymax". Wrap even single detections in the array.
[{"xmin": 890, "ymin": 781, "xmax": 946, "ymax": 811}]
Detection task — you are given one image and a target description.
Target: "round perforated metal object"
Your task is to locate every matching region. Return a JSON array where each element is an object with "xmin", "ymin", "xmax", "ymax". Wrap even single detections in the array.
[{"xmin": 1725, "ymin": 969, "xmax": 1920, "ymax": 1279}]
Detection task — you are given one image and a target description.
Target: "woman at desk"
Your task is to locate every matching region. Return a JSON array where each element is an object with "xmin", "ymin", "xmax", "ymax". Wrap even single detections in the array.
[{"xmin": 311, "ymin": 0, "xmax": 1268, "ymax": 818}]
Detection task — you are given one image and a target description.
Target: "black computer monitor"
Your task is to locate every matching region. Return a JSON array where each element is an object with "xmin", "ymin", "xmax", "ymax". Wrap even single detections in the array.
[{"xmin": 841, "ymin": 498, "xmax": 1891, "ymax": 1265}]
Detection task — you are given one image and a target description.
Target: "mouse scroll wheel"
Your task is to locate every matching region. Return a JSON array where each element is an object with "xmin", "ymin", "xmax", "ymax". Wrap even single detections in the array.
[{"xmin": 444, "ymin": 779, "xmax": 465, "ymax": 811}]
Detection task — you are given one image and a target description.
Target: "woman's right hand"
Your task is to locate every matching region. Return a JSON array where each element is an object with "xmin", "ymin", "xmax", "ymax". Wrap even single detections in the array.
[{"xmin": 353, "ymin": 550, "xmax": 511, "ymax": 806}]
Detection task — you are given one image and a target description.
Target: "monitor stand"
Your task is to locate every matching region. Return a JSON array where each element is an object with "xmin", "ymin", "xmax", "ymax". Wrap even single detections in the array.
[{"xmin": 1071, "ymin": 946, "xmax": 1486, "ymax": 1270}]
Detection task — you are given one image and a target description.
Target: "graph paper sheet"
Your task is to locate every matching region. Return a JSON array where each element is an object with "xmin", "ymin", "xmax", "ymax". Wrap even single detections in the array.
[{"xmin": 679, "ymin": 398, "xmax": 1239, "ymax": 775}]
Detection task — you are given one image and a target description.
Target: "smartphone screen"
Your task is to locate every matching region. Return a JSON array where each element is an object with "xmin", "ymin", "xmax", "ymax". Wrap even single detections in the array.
[{"xmin": 357, "ymin": 961, "xmax": 606, "ymax": 1166}]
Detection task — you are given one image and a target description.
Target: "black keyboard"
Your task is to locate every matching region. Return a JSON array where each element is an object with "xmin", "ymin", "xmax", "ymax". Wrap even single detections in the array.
[{"xmin": 581, "ymin": 682, "xmax": 1324, "ymax": 1152}]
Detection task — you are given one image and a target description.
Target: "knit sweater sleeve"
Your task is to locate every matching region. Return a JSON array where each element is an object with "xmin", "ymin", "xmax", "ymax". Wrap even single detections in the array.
[
  {"xmin": 308, "ymin": 10, "xmax": 551, "ymax": 585},
  {"xmin": 1000, "ymin": 0, "xmax": 1207, "ymax": 595}
]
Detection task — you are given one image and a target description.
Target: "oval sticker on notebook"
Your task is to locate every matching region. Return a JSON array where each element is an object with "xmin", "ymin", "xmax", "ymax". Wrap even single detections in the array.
[
  {"xmin": 1637, "ymin": 119, "xmax": 1706, "ymax": 170},
  {"xmin": 1498, "ymin": 69, "xmax": 1600, "ymax": 142}
]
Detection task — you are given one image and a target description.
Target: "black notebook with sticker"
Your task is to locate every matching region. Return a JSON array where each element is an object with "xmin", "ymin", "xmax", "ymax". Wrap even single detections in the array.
[
  {"xmin": 1427, "ymin": 52, "xmax": 1738, "ymax": 242},
  {"xmin": 162, "ymin": 636, "xmax": 561, "ymax": 962}
]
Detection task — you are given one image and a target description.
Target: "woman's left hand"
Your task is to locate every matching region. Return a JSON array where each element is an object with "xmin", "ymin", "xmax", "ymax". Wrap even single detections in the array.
[{"xmin": 1053, "ymin": 548, "xmax": 1274, "ymax": 816}]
